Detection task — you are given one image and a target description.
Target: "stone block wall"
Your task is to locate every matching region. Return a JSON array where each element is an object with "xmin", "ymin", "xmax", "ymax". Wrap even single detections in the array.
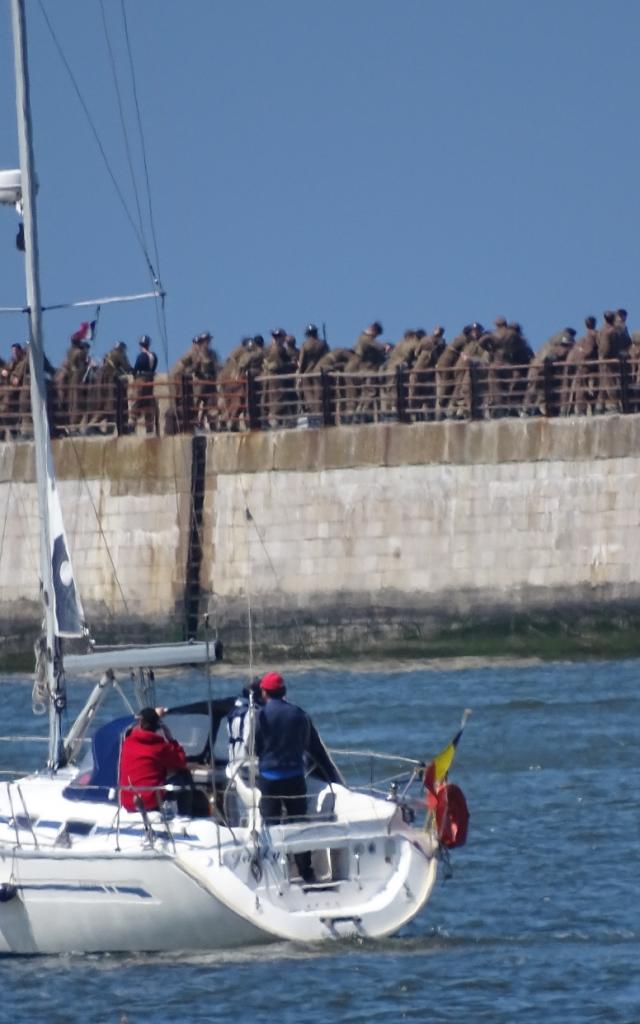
[
  {"xmin": 2, "ymin": 415, "xmax": 640, "ymax": 661},
  {"xmin": 201, "ymin": 417, "xmax": 640, "ymax": 652},
  {"xmin": 0, "ymin": 436, "xmax": 192, "ymax": 653}
]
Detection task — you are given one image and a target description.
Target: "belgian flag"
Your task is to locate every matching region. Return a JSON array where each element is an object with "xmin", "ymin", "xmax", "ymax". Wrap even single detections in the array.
[{"xmin": 424, "ymin": 709, "xmax": 471, "ymax": 794}]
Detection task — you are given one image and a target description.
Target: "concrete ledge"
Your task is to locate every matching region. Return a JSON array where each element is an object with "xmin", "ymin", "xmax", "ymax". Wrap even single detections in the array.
[{"xmin": 207, "ymin": 414, "xmax": 640, "ymax": 474}]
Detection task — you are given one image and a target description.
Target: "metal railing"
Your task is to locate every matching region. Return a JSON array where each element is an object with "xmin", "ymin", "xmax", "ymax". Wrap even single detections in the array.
[{"xmin": 1, "ymin": 358, "xmax": 638, "ymax": 441}]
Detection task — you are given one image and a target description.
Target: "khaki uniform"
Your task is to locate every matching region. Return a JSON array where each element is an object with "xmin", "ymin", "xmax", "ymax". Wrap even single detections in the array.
[
  {"xmin": 524, "ymin": 332, "xmax": 573, "ymax": 415},
  {"xmin": 562, "ymin": 329, "xmax": 597, "ymax": 415},
  {"xmin": 0, "ymin": 349, "xmax": 28, "ymax": 437},
  {"xmin": 489, "ymin": 324, "xmax": 526, "ymax": 415},
  {"xmin": 56, "ymin": 340, "xmax": 90, "ymax": 430},
  {"xmin": 193, "ymin": 345, "xmax": 219, "ymax": 430},
  {"xmin": 596, "ymin": 321, "xmax": 624, "ymax": 413},
  {"xmin": 628, "ymin": 333, "xmax": 640, "ymax": 412},
  {"xmin": 297, "ymin": 336, "xmax": 329, "ymax": 417},
  {"xmin": 91, "ymin": 345, "xmax": 132, "ymax": 429},
  {"xmin": 341, "ymin": 332, "xmax": 387, "ymax": 422},
  {"xmin": 408, "ymin": 333, "xmax": 445, "ymax": 419},
  {"xmin": 435, "ymin": 334, "xmax": 468, "ymax": 417},
  {"xmin": 450, "ymin": 334, "xmax": 494, "ymax": 418},
  {"xmin": 262, "ymin": 339, "xmax": 297, "ymax": 426},
  {"xmin": 216, "ymin": 343, "xmax": 251, "ymax": 431}
]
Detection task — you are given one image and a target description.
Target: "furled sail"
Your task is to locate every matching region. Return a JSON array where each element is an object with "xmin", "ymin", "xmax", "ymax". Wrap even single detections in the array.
[{"xmin": 46, "ymin": 446, "xmax": 85, "ymax": 638}]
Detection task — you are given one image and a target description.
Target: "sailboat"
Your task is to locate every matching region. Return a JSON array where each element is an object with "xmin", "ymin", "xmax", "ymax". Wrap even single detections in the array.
[{"xmin": 0, "ymin": 0, "xmax": 465, "ymax": 954}]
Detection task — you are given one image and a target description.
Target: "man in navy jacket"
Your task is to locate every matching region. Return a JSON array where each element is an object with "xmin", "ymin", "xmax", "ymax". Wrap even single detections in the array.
[{"xmin": 254, "ymin": 672, "xmax": 312, "ymax": 827}]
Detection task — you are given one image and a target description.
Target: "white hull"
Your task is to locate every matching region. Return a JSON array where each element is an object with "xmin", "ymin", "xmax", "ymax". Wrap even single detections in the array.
[{"xmin": 0, "ymin": 775, "xmax": 438, "ymax": 955}]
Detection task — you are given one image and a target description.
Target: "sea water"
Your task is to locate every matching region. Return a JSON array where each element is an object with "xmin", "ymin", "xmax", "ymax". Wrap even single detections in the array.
[{"xmin": 0, "ymin": 658, "xmax": 638, "ymax": 1024}]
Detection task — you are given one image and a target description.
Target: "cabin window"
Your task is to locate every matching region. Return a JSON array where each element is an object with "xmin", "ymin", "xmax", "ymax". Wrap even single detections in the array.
[
  {"xmin": 13, "ymin": 814, "xmax": 37, "ymax": 831},
  {"xmin": 65, "ymin": 820, "xmax": 95, "ymax": 836},
  {"xmin": 55, "ymin": 820, "xmax": 95, "ymax": 845}
]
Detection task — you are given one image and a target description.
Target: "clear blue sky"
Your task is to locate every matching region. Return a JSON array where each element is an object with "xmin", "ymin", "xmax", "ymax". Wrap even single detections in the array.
[{"xmin": 0, "ymin": 0, "xmax": 638, "ymax": 368}]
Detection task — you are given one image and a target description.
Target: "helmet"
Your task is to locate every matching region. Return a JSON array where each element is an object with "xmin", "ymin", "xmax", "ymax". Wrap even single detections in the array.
[{"xmin": 305, "ymin": 323, "xmax": 319, "ymax": 338}]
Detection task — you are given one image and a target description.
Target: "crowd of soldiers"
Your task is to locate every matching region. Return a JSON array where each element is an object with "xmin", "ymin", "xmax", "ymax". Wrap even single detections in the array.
[{"xmin": 1, "ymin": 309, "xmax": 638, "ymax": 439}]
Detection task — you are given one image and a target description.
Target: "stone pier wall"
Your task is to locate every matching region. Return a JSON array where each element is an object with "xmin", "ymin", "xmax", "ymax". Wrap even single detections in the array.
[
  {"xmin": 201, "ymin": 416, "xmax": 640, "ymax": 656},
  {"xmin": 0, "ymin": 436, "xmax": 193, "ymax": 656},
  {"xmin": 2, "ymin": 415, "xmax": 640, "ymax": 662}
]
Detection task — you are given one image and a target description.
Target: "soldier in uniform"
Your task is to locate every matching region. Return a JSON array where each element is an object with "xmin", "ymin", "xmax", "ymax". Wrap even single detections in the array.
[
  {"xmin": 297, "ymin": 324, "xmax": 329, "ymax": 419},
  {"xmin": 435, "ymin": 326, "xmax": 470, "ymax": 419},
  {"xmin": 449, "ymin": 323, "xmax": 494, "ymax": 419},
  {"xmin": 191, "ymin": 332, "xmax": 219, "ymax": 431},
  {"xmin": 596, "ymin": 311, "xmax": 623, "ymax": 413},
  {"xmin": 615, "ymin": 308, "xmax": 631, "ymax": 357},
  {"xmin": 216, "ymin": 337, "xmax": 252, "ymax": 432},
  {"xmin": 562, "ymin": 316, "xmax": 598, "ymax": 415},
  {"xmin": 262, "ymin": 328, "xmax": 297, "ymax": 427},
  {"xmin": 0, "ymin": 343, "xmax": 28, "ymax": 438},
  {"xmin": 169, "ymin": 337, "xmax": 199, "ymax": 432},
  {"xmin": 380, "ymin": 329, "xmax": 421, "ymax": 417},
  {"xmin": 523, "ymin": 328, "xmax": 575, "ymax": 416},
  {"xmin": 217, "ymin": 336, "xmax": 266, "ymax": 431},
  {"xmin": 505, "ymin": 323, "xmax": 534, "ymax": 410},
  {"xmin": 628, "ymin": 331, "xmax": 640, "ymax": 412},
  {"xmin": 89, "ymin": 341, "xmax": 132, "ymax": 432},
  {"xmin": 408, "ymin": 327, "xmax": 446, "ymax": 420},
  {"xmin": 129, "ymin": 335, "xmax": 158, "ymax": 434},
  {"xmin": 341, "ymin": 321, "xmax": 387, "ymax": 423},
  {"xmin": 56, "ymin": 331, "xmax": 91, "ymax": 432},
  {"xmin": 488, "ymin": 316, "xmax": 525, "ymax": 416},
  {"xmin": 168, "ymin": 333, "xmax": 218, "ymax": 433}
]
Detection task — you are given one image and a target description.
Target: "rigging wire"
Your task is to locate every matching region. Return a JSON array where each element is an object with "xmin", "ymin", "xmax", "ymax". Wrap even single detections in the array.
[
  {"xmin": 118, "ymin": 2, "xmax": 172, "ymax": 372},
  {"xmin": 119, "ymin": 0, "xmax": 163, "ymax": 287},
  {"xmin": 38, "ymin": 0, "xmax": 173, "ymax": 381},
  {"xmin": 241, "ymin": 494, "xmax": 314, "ymax": 664},
  {"xmin": 65, "ymin": 436, "xmax": 131, "ymax": 619},
  {"xmin": 98, "ymin": 0, "xmax": 148, "ymax": 259},
  {"xmin": 35, "ymin": 0, "xmax": 158, "ymax": 284},
  {"xmin": 236, "ymin": 486, "xmax": 416, "ymax": 807}
]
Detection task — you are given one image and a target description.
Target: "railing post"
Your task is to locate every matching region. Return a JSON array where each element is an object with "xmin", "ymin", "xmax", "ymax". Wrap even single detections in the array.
[
  {"xmin": 115, "ymin": 377, "xmax": 126, "ymax": 436},
  {"xmin": 395, "ymin": 366, "xmax": 408, "ymax": 423},
  {"xmin": 45, "ymin": 378, "xmax": 56, "ymax": 438},
  {"xmin": 469, "ymin": 364, "xmax": 480, "ymax": 420},
  {"xmin": 246, "ymin": 372, "xmax": 260, "ymax": 430},
  {"xmin": 543, "ymin": 359, "xmax": 555, "ymax": 416},
  {"xmin": 181, "ymin": 376, "xmax": 194, "ymax": 433},
  {"xmin": 320, "ymin": 370, "xmax": 334, "ymax": 426},
  {"xmin": 619, "ymin": 357, "xmax": 630, "ymax": 414}
]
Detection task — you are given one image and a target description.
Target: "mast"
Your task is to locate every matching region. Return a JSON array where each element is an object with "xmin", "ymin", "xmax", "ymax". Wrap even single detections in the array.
[{"xmin": 11, "ymin": 0, "xmax": 65, "ymax": 768}]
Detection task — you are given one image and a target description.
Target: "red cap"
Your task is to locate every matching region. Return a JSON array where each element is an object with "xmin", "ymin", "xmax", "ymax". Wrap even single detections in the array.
[{"xmin": 260, "ymin": 672, "xmax": 285, "ymax": 692}]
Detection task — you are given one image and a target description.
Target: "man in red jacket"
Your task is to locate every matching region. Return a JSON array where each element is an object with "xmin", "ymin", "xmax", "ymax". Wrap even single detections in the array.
[{"xmin": 119, "ymin": 706, "xmax": 188, "ymax": 812}]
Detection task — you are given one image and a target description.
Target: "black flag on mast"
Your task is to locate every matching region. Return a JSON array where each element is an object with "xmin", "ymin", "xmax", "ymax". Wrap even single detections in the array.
[
  {"xmin": 46, "ymin": 450, "xmax": 85, "ymax": 639},
  {"xmin": 51, "ymin": 533, "xmax": 84, "ymax": 637}
]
